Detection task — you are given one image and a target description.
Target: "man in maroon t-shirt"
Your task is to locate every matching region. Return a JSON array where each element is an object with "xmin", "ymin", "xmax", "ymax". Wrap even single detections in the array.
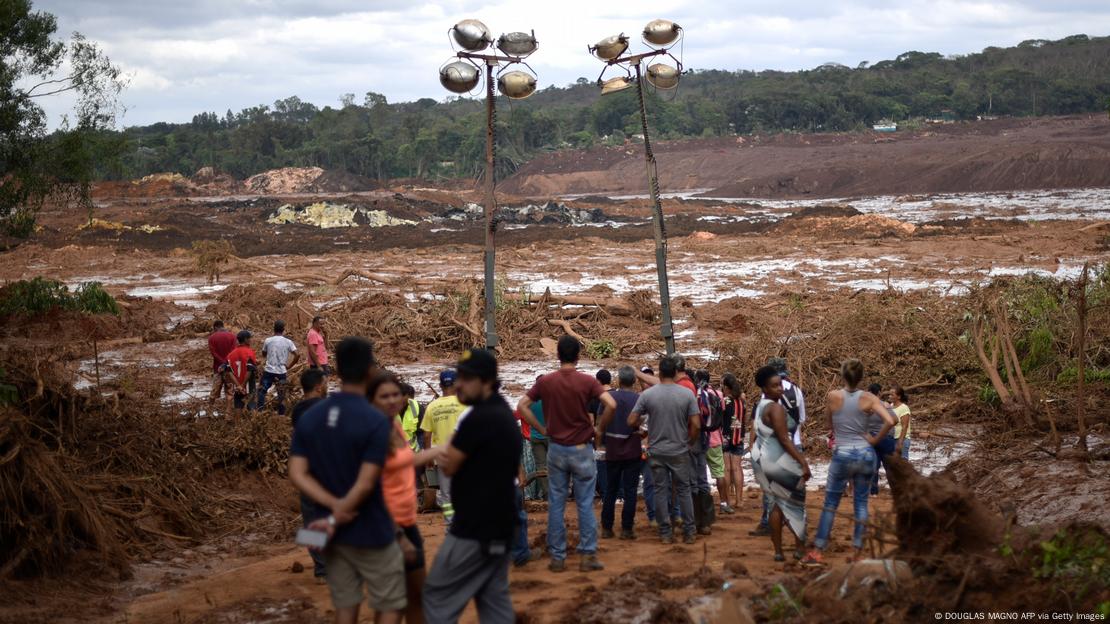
[
  {"xmin": 519, "ymin": 336, "xmax": 615, "ymax": 574},
  {"xmin": 208, "ymin": 320, "xmax": 237, "ymax": 409}
]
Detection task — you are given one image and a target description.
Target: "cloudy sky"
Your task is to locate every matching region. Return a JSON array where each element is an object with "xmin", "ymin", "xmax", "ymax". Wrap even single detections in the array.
[{"xmin": 32, "ymin": 0, "xmax": 1110, "ymax": 128}]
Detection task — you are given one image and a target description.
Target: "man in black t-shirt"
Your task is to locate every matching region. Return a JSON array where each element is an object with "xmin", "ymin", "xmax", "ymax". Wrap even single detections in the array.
[{"xmin": 423, "ymin": 348, "xmax": 522, "ymax": 624}]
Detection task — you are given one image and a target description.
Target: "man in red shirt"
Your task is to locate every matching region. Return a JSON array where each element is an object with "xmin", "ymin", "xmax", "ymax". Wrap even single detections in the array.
[
  {"xmin": 518, "ymin": 336, "xmax": 616, "ymax": 574},
  {"xmin": 208, "ymin": 320, "xmax": 238, "ymax": 411},
  {"xmin": 225, "ymin": 330, "xmax": 258, "ymax": 413}
]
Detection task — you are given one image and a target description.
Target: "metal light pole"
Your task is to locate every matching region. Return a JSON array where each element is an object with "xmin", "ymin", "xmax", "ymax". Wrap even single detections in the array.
[
  {"xmin": 440, "ymin": 22, "xmax": 538, "ymax": 350},
  {"xmin": 590, "ymin": 21, "xmax": 683, "ymax": 355}
]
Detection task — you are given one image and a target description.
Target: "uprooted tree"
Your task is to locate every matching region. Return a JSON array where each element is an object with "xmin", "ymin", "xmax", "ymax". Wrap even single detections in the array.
[
  {"xmin": 972, "ymin": 299, "xmax": 1039, "ymax": 427},
  {"xmin": 0, "ymin": 0, "xmax": 127, "ymax": 238}
]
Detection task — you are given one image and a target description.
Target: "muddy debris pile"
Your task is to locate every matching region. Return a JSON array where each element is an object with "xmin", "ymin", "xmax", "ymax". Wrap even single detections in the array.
[
  {"xmin": 267, "ymin": 202, "xmax": 418, "ymax": 229},
  {"xmin": 244, "ymin": 167, "xmax": 379, "ymax": 194},
  {"xmin": 0, "ymin": 342, "xmax": 296, "ymax": 582},
  {"xmin": 245, "ymin": 167, "xmax": 325, "ymax": 194},
  {"xmin": 773, "ymin": 457, "xmax": 1110, "ymax": 622},
  {"xmin": 440, "ymin": 201, "xmax": 611, "ymax": 226},
  {"xmin": 316, "ymin": 281, "xmax": 661, "ymax": 361}
]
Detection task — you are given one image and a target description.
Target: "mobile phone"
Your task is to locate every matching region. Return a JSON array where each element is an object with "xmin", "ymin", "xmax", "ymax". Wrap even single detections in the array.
[{"xmin": 296, "ymin": 528, "xmax": 328, "ymax": 549}]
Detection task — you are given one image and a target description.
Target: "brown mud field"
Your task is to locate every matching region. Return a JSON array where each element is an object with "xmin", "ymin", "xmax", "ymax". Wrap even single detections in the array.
[{"xmin": 2, "ymin": 115, "xmax": 1110, "ymax": 622}]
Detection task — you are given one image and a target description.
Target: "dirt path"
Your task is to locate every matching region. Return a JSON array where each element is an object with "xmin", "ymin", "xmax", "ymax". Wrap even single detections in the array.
[{"xmin": 109, "ymin": 491, "xmax": 893, "ymax": 623}]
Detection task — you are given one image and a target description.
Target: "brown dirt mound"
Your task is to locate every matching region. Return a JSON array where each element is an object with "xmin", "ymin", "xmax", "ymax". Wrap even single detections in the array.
[
  {"xmin": 776, "ymin": 213, "xmax": 917, "ymax": 238},
  {"xmin": 244, "ymin": 167, "xmax": 324, "ymax": 194}
]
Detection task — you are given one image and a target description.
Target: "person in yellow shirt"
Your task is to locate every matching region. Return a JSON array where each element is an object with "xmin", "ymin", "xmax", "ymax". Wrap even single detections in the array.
[
  {"xmin": 891, "ymin": 385, "xmax": 912, "ymax": 460},
  {"xmin": 420, "ymin": 369, "xmax": 466, "ymax": 524},
  {"xmin": 399, "ymin": 383, "xmax": 422, "ymax": 453}
]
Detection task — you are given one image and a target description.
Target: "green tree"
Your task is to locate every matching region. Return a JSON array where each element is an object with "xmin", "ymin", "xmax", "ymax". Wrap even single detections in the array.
[{"xmin": 1, "ymin": 1, "xmax": 125, "ymax": 236}]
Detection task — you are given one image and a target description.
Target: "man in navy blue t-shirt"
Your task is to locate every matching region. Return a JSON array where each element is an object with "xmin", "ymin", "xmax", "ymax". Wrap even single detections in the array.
[{"xmin": 289, "ymin": 337, "xmax": 405, "ymax": 624}]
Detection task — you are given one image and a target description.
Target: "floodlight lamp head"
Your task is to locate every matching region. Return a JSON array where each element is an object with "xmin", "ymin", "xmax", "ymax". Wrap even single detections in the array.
[
  {"xmin": 440, "ymin": 60, "xmax": 480, "ymax": 93},
  {"xmin": 642, "ymin": 19, "xmax": 681, "ymax": 47},
  {"xmin": 590, "ymin": 34, "xmax": 629, "ymax": 61},
  {"xmin": 497, "ymin": 31, "xmax": 538, "ymax": 57},
  {"xmin": 452, "ymin": 19, "xmax": 493, "ymax": 51},
  {"xmin": 498, "ymin": 69, "xmax": 537, "ymax": 99},
  {"xmin": 646, "ymin": 63, "xmax": 680, "ymax": 89},
  {"xmin": 599, "ymin": 75, "xmax": 634, "ymax": 95}
]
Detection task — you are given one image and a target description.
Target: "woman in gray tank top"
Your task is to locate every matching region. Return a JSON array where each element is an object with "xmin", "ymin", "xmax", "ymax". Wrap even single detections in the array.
[{"xmin": 801, "ymin": 359, "xmax": 896, "ymax": 566}]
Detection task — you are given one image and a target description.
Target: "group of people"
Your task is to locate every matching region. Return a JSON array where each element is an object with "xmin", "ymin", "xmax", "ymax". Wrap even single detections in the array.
[
  {"xmin": 207, "ymin": 316, "xmax": 330, "ymax": 414},
  {"xmin": 210, "ymin": 314, "xmax": 917, "ymax": 623}
]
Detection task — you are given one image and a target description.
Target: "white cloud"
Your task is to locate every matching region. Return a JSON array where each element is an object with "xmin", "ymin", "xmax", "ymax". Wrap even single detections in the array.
[{"xmin": 27, "ymin": 0, "xmax": 1110, "ymax": 127}]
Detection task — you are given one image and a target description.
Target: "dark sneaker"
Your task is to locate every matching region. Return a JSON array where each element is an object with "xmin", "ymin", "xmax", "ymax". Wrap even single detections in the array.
[
  {"xmin": 579, "ymin": 555, "xmax": 604, "ymax": 572},
  {"xmin": 514, "ymin": 548, "xmax": 543, "ymax": 568},
  {"xmin": 748, "ymin": 525, "xmax": 770, "ymax": 537},
  {"xmin": 698, "ymin": 526, "xmax": 712, "ymax": 536},
  {"xmin": 620, "ymin": 529, "xmax": 636, "ymax": 540},
  {"xmin": 720, "ymin": 503, "xmax": 736, "ymax": 515},
  {"xmin": 548, "ymin": 558, "xmax": 566, "ymax": 573},
  {"xmin": 683, "ymin": 534, "xmax": 696, "ymax": 545},
  {"xmin": 660, "ymin": 534, "xmax": 675, "ymax": 545},
  {"xmin": 601, "ymin": 528, "xmax": 615, "ymax": 539}
]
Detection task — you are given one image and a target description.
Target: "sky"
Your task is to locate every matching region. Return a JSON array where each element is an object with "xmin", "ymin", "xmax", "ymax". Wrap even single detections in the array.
[{"xmin": 30, "ymin": 0, "xmax": 1110, "ymax": 128}]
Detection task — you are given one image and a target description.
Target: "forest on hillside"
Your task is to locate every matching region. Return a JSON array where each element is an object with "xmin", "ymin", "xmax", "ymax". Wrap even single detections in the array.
[{"xmin": 95, "ymin": 34, "xmax": 1110, "ymax": 182}]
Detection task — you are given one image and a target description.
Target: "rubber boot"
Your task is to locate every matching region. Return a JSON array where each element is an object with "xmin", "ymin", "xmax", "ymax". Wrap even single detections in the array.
[{"xmin": 703, "ymin": 491, "xmax": 717, "ymax": 526}]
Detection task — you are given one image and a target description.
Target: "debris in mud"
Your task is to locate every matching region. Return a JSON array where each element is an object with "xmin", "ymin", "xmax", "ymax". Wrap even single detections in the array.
[
  {"xmin": 267, "ymin": 202, "xmax": 417, "ymax": 229},
  {"xmin": 78, "ymin": 218, "xmax": 164, "ymax": 234},
  {"xmin": 441, "ymin": 201, "xmax": 610, "ymax": 226}
]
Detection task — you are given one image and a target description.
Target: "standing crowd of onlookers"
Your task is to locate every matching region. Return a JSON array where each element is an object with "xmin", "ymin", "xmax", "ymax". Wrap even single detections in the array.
[{"xmin": 206, "ymin": 319, "xmax": 915, "ymax": 623}]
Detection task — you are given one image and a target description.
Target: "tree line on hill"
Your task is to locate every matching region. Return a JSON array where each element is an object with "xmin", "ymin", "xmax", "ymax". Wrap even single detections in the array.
[{"xmin": 105, "ymin": 34, "xmax": 1110, "ymax": 184}]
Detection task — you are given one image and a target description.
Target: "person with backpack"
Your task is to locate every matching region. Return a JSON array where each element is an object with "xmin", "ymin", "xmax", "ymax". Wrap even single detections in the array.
[
  {"xmin": 695, "ymin": 370, "xmax": 730, "ymax": 519},
  {"xmin": 719, "ymin": 373, "xmax": 746, "ymax": 515},
  {"xmin": 750, "ymin": 357, "xmax": 806, "ymax": 537}
]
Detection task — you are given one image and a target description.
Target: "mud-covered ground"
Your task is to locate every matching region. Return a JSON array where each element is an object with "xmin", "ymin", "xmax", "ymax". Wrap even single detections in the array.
[{"xmin": 3, "ymin": 133, "xmax": 1110, "ymax": 622}]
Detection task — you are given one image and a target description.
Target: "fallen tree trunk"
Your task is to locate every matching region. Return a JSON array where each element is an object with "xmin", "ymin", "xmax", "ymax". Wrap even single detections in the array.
[{"xmin": 529, "ymin": 295, "xmax": 633, "ymax": 315}]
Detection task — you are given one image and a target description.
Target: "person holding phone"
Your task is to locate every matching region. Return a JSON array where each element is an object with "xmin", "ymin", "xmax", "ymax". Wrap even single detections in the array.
[{"xmin": 289, "ymin": 338, "xmax": 405, "ymax": 624}]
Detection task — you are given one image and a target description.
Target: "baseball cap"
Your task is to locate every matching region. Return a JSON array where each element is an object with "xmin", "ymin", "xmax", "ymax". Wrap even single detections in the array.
[
  {"xmin": 439, "ymin": 369, "xmax": 458, "ymax": 387},
  {"xmin": 456, "ymin": 348, "xmax": 498, "ymax": 381}
]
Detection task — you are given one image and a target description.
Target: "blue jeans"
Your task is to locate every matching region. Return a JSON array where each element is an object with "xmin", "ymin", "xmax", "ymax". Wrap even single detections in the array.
[
  {"xmin": 547, "ymin": 442, "xmax": 598, "ymax": 560},
  {"xmin": 602, "ymin": 458, "xmax": 642, "ymax": 531},
  {"xmin": 815, "ymin": 446, "xmax": 877, "ymax": 550},
  {"xmin": 758, "ymin": 492, "xmax": 771, "ymax": 528},
  {"xmin": 641, "ymin": 462, "xmax": 681, "ymax": 522},
  {"xmin": 257, "ymin": 371, "xmax": 287, "ymax": 415},
  {"xmin": 901, "ymin": 439, "xmax": 911, "ymax": 460},
  {"xmin": 870, "ymin": 435, "xmax": 898, "ymax": 494},
  {"xmin": 512, "ymin": 487, "xmax": 530, "ymax": 564}
]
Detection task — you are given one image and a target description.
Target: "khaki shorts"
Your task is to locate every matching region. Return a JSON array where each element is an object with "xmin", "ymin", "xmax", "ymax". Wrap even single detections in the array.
[
  {"xmin": 325, "ymin": 542, "xmax": 406, "ymax": 612},
  {"xmin": 706, "ymin": 445, "xmax": 725, "ymax": 479}
]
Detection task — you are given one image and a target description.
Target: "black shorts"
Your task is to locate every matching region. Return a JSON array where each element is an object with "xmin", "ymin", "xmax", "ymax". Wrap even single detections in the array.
[{"xmin": 401, "ymin": 524, "xmax": 425, "ymax": 572}]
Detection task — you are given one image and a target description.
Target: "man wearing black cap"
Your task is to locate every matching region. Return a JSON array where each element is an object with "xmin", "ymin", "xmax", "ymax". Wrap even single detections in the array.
[{"xmin": 423, "ymin": 349, "xmax": 522, "ymax": 624}]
